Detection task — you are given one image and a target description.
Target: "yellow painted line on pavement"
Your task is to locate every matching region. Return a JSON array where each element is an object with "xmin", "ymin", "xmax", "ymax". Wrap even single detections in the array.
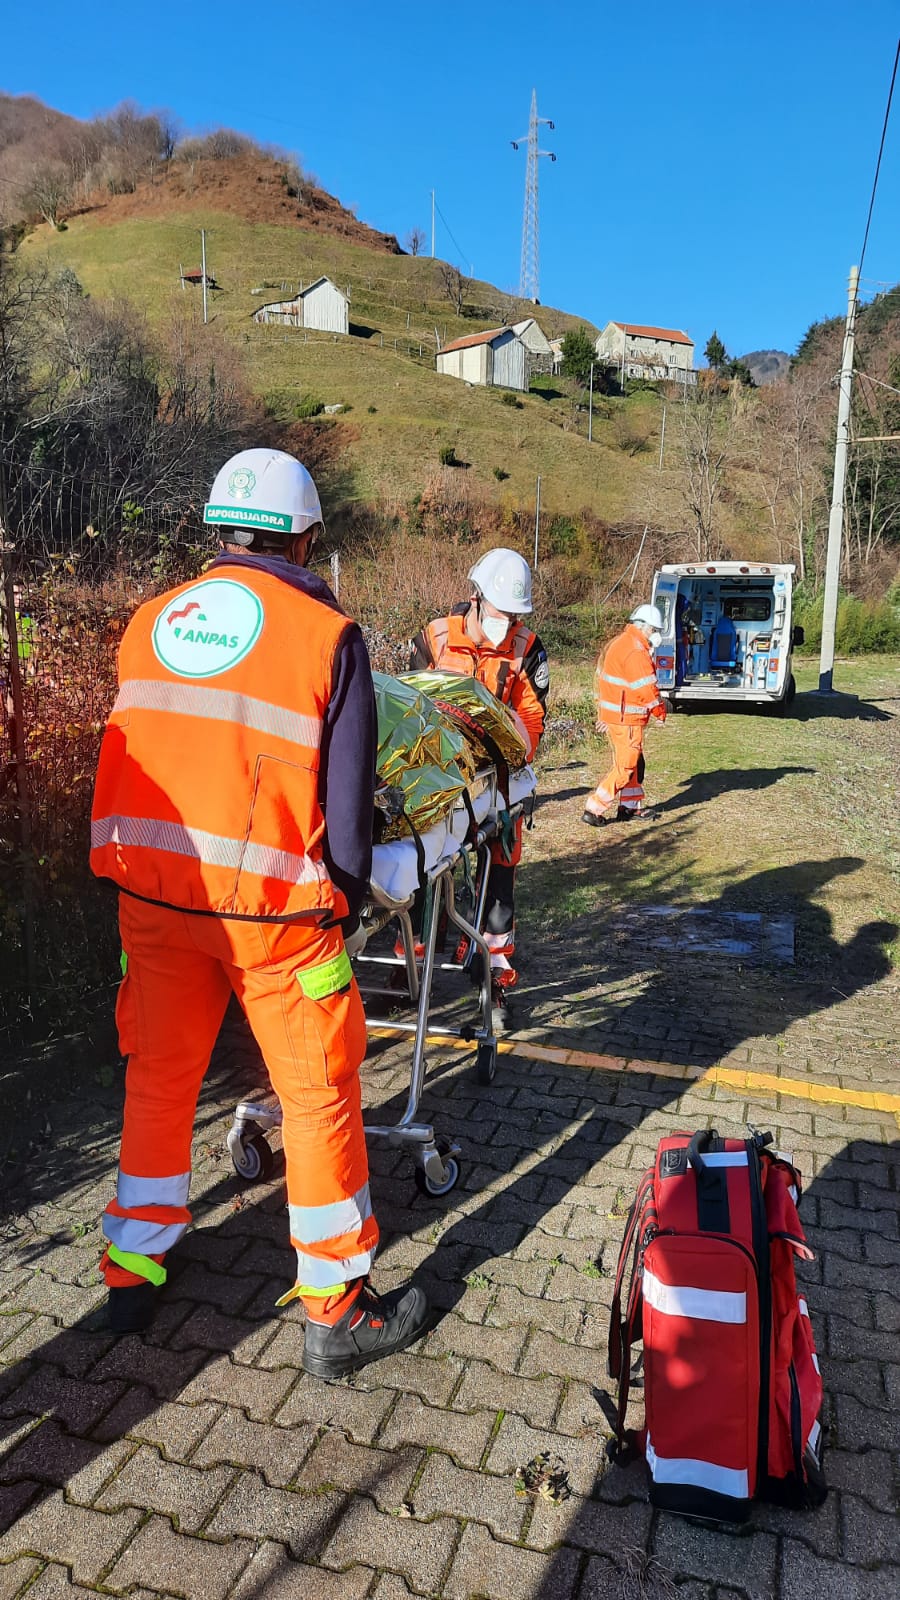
[{"xmin": 368, "ymin": 1027, "xmax": 900, "ymax": 1116}]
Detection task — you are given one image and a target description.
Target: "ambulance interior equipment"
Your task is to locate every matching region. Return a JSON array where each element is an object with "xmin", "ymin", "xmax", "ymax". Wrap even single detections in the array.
[
  {"xmin": 651, "ymin": 562, "xmax": 803, "ymax": 710},
  {"xmin": 227, "ymin": 764, "xmax": 536, "ymax": 1200}
]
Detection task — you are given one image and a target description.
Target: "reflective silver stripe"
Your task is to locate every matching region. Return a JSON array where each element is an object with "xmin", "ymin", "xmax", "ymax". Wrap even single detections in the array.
[
  {"xmin": 598, "ymin": 699, "xmax": 627, "ymax": 713},
  {"xmin": 624, "ymin": 703, "xmax": 654, "ymax": 715},
  {"xmin": 701, "ymin": 1152, "xmax": 748, "ymax": 1168},
  {"xmin": 293, "ymin": 1246, "xmax": 376, "ymax": 1289},
  {"xmin": 288, "ymin": 1184, "xmax": 372, "ymax": 1246},
  {"xmin": 118, "ymin": 1170, "xmax": 191, "ymax": 1208},
  {"xmin": 646, "ymin": 1434, "xmax": 749, "ymax": 1500},
  {"xmin": 91, "ymin": 815, "xmax": 325, "ymax": 888},
  {"xmin": 644, "ymin": 1270, "xmax": 746, "ymax": 1324},
  {"xmin": 104, "ymin": 1213, "xmax": 186, "ymax": 1255},
  {"xmin": 115, "ymin": 678, "xmax": 322, "ymax": 751},
  {"xmin": 600, "ymin": 671, "xmax": 656, "ymax": 690}
]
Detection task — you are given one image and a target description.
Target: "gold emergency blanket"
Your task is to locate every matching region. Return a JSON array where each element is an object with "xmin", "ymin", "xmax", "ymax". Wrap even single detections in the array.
[
  {"xmin": 401, "ymin": 670, "xmax": 529, "ymax": 771},
  {"xmin": 373, "ymin": 672, "xmax": 476, "ymax": 841}
]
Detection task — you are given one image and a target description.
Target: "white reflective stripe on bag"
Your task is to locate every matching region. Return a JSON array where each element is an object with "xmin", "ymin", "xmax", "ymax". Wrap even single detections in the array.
[
  {"xmin": 643, "ymin": 1269, "xmax": 747, "ymax": 1324},
  {"xmin": 646, "ymin": 1434, "xmax": 750, "ymax": 1499}
]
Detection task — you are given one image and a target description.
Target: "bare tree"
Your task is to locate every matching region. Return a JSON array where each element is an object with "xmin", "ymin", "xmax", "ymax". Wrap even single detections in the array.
[
  {"xmin": 18, "ymin": 160, "xmax": 71, "ymax": 228},
  {"xmin": 438, "ymin": 262, "xmax": 467, "ymax": 318},
  {"xmin": 673, "ymin": 376, "xmax": 744, "ymax": 559},
  {"xmin": 405, "ymin": 226, "xmax": 426, "ymax": 257}
]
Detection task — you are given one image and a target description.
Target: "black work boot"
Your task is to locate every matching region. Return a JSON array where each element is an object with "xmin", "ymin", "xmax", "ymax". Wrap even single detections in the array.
[
  {"xmin": 582, "ymin": 809, "xmax": 612, "ymax": 828},
  {"xmin": 302, "ymin": 1280, "xmax": 430, "ymax": 1380},
  {"xmin": 106, "ymin": 1282, "xmax": 159, "ymax": 1335}
]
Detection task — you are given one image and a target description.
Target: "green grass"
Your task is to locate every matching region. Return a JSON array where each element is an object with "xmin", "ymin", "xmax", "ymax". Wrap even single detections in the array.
[{"xmin": 21, "ymin": 210, "xmax": 671, "ymax": 517}]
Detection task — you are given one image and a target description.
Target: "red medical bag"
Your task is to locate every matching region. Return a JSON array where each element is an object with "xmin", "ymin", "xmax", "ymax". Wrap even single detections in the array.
[{"xmin": 608, "ymin": 1129, "xmax": 827, "ymax": 1522}]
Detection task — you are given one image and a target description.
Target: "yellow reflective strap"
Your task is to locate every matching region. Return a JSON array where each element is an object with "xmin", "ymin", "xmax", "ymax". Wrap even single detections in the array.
[
  {"xmin": 296, "ymin": 949, "xmax": 352, "ymax": 1001},
  {"xmin": 275, "ymin": 1280, "xmax": 348, "ymax": 1308},
  {"xmin": 107, "ymin": 1243, "xmax": 167, "ymax": 1286}
]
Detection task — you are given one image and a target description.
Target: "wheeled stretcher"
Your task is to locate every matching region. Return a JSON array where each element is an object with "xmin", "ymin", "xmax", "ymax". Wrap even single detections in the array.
[{"xmin": 226, "ymin": 765, "xmax": 536, "ymax": 1198}]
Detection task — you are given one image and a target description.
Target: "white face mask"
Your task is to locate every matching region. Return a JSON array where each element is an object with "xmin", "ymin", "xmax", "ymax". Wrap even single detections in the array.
[
  {"xmin": 482, "ymin": 613, "xmax": 512, "ymax": 648},
  {"xmin": 649, "ymin": 630, "xmax": 662, "ymax": 650}
]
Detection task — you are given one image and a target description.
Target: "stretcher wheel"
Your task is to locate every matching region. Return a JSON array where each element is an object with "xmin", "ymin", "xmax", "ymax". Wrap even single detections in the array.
[
  {"xmin": 228, "ymin": 1122, "xmax": 275, "ymax": 1183},
  {"xmin": 414, "ymin": 1139, "xmax": 461, "ymax": 1198},
  {"xmin": 476, "ymin": 1040, "xmax": 498, "ymax": 1084}
]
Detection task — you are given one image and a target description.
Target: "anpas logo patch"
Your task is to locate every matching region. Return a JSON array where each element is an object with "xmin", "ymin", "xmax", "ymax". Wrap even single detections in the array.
[
  {"xmin": 228, "ymin": 467, "xmax": 256, "ymax": 498},
  {"xmin": 152, "ymin": 579, "xmax": 264, "ymax": 678}
]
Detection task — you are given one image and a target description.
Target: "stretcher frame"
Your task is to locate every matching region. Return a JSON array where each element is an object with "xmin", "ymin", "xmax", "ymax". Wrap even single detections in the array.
[{"xmin": 226, "ymin": 778, "xmax": 531, "ymax": 1198}]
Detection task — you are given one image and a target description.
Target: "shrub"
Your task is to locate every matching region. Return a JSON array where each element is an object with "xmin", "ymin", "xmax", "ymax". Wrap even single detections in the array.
[
  {"xmin": 439, "ymin": 444, "xmax": 459, "ymax": 467},
  {"xmin": 367, "ymin": 404, "xmax": 377, "ymax": 414},
  {"xmin": 793, "ymin": 589, "xmax": 900, "ymax": 654},
  {"xmin": 501, "ymin": 390, "xmax": 523, "ymax": 408},
  {"xmin": 294, "ymin": 392, "xmax": 324, "ymax": 419},
  {"xmin": 493, "ymin": 467, "xmax": 509, "ymax": 481}
]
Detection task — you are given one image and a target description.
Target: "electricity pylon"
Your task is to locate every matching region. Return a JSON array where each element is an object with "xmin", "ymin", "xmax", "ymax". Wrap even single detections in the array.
[{"xmin": 511, "ymin": 89, "xmax": 555, "ymax": 303}]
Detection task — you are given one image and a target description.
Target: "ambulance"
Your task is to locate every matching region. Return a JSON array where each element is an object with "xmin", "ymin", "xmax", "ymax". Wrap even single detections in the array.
[{"xmin": 650, "ymin": 562, "xmax": 804, "ymax": 712}]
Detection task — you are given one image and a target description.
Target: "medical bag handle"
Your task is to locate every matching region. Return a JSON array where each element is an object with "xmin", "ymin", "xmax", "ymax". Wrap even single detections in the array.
[{"xmin": 686, "ymin": 1128, "xmax": 719, "ymax": 1182}]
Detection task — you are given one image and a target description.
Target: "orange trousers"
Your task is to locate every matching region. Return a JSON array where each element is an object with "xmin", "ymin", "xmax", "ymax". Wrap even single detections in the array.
[
  {"xmin": 587, "ymin": 723, "xmax": 646, "ymax": 815},
  {"xmin": 104, "ymin": 895, "xmax": 377, "ymax": 1294}
]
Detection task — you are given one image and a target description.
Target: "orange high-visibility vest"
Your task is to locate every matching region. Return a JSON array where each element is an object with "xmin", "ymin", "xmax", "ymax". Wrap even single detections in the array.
[
  {"xmin": 422, "ymin": 613, "xmax": 543, "ymax": 757},
  {"xmin": 595, "ymin": 624, "xmax": 662, "ymax": 727},
  {"xmin": 91, "ymin": 565, "xmax": 349, "ymax": 921}
]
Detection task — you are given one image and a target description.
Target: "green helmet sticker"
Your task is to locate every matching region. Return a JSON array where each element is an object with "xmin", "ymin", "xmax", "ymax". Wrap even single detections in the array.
[{"xmin": 152, "ymin": 579, "xmax": 264, "ymax": 678}]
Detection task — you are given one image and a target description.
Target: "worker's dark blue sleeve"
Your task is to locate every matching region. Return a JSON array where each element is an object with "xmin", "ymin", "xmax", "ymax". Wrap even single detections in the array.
[{"xmin": 320, "ymin": 624, "xmax": 376, "ymax": 926}]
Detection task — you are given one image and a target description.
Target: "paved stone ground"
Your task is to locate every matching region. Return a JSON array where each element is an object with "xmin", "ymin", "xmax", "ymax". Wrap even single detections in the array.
[{"xmin": 1, "ymin": 735, "xmax": 899, "ymax": 1597}]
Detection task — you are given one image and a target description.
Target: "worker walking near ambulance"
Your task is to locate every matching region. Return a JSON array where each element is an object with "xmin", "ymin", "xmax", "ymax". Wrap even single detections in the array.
[
  {"xmin": 582, "ymin": 603, "xmax": 667, "ymax": 826},
  {"xmin": 410, "ymin": 548, "xmax": 549, "ymax": 1026},
  {"xmin": 90, "ymin": 447, "xmax": 429, "ymax": 1377}
]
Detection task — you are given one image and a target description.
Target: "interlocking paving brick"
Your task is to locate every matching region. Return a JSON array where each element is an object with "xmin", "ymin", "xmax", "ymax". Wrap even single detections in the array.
[
  {"xmin": 376, "ymin": 1393, "xmax": 495, "ymax": 1468},
  {"xmin": 321, "ymin": 1498, "xmax": 458, "ymax": 1592},
  {"xmin": 275, "ymin": 1375, "xmax": 394, "ymax": 1443},
  {"xmin": 0, "ymin": 1492, "xmax": 141, "ymax": 1585},
  {"xmin": 0, "ymin": 1556, "xmax": 40, "ymax": 1598},
  {"xmin": 120, "ymin": 1398, "xmax": 221, "ymax": 1459},
  {"xmin": 425, "ymin": 1314, "xmax": 526, "ymax": 1368},
  {"xmin": 431, "ymin": 1444, "xmax": 539, "ymax": 1540},
  {"xmin": 95, "ymin": 1444, "xmax": 234, "ymax": 1532},
  {"xmin": 0, "ymin": 1371, "xmax": 124, "ymax": 1434},
  {"xmin": 249, "ymin": 1318, "xmax": 308, "ymax": 1368},
  {"xmin": 825, "ymin": 1448, "xmax": 897, "ymax": 1512},
  {"xmin": 754, "ymin": 1487, "xmax": 841, "ymax": 1557},
  {"xmin": 105, "ymin": 1514, "xmax": 252, "ymax": 1600},
  {"xmin": 0, "ymin": 1319, "xmax": 112, "ymax": 1379},
  {"xmin": 193, "ymin": 1410, "xmax": 316, "ymax": 1486},
  {"xmin": 452, "ymin": 1361, "xmax": 562, "ymax": 1429},
  {"xmin": 519, "ymin": 1329, "xmax": 603, "ymax": 1385},
  {"xmin": 652, "ymin": 1513, "xmax": 778, "ymax": 1600},
  {"xmin": 526, "ymin": 1489, "xmax": 652, "ymax": 1553},
  {"xmin": 840, "ymin": 1492, "xmax": 900, "ymax": 1565},
  {"xmin": 10, "ymin": 1277, "xmax": 105, "ymax": 1324},
  {"xmin": 178, "ymin": 1353, "xmax": 295, "ymax": 1420},
  {"xmin": 169, "ymin": 1305, "xmax": 274, "ymax": 1361},
  {"xmin": 231, "ymin": 1543, "xmax": 374, "ymax": 1600},
  {"xmin": 348, "ymin": 1350, "xmax": 463, "ymax": 1406},
  {"xmin": 485, "ymin": 1285, "xmax": 585, "ymax": 1341},
  {"xmin": 90, "ymin": 1338, "xmax": 205, "ymax": 1397},
  {"xmin": 443, "ymin": 1520, "xmax": 582, "ymax": 1599},
  {"xmin": 485, "ymin": 1415, "xmax": 604, "ymax": 1497},
  {"xmin": 297, "ymin": 1433, "xmax": 421, "ymax": 1511},
  {"xmin": 369, "ymin": 1575, "xmax": 417, "ymax": 1600},
  {"xmin": 0, "ymin": 1480, "xmax": 40, "ymax": 1534},
  {"xmin": 836, "ymin": 1393, "xmax": 900, "ymax": 1452},
  {"xmin": 0, "ymin": 1421, "xmax": 130, "ymax": 1500},
  {"xmin": 781, "ymin": 1541, "xmax": 898, "ymax": 1600},
  {"xmin": 205, "ymin": 1472, "xmax": 347, "ymax": 1557},
  {"xmin": 164, "ymin": 1264, "xmax": 268, "ymax": 1316}
]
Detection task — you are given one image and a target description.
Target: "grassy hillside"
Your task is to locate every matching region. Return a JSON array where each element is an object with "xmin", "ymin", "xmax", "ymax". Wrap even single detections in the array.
[{"xmin": 18, "ymin": 169, "xmax": 675, "ymax": 521}]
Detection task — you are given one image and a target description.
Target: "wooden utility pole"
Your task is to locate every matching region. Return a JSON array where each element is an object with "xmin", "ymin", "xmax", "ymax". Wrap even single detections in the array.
[
  {"xmin": 200, "ymin": 229, "xmax": 209, "ymax": 325},
  {"xmin": 819, "ymin": 266, "xmax": 859, "ymax": 692},
  {"xmin": 533, "ymin": 475, "xmax": 542, "ymax": 570}
]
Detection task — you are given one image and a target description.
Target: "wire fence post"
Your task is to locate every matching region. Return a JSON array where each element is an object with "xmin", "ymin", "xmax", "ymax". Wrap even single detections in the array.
[
  {"xmin": 533, "ymin": 475, "xmax": 541, "ymax": 571},
  {"xmin": 0, "ymin": 490, "xmax": 37, "ymax": 1003},
  {"xmin": 330, "ymin": 550, "xmax": 341, "ymax": 600}
]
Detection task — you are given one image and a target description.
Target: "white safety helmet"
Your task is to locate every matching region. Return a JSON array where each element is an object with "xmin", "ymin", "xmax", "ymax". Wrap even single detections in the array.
[
  {"xmin": 468, "ymin": 547, "xmax": 533, "ymax": 615},
  {"xmin": 630, "ymin": 603, "xmax": 664, "ymax": 631},
  {"xmin": 203, "ymin": 448, "xmax": 322, "ymax": 546}
]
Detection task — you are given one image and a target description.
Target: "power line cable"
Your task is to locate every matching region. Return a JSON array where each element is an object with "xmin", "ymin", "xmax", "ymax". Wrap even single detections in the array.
[
  {"xmin": 859, "ymin": 36, "xmax": 900, "ymax": 273},
  {"xmin": 433, "ymin": 197, "xmax": 472, "ymax": 274}
]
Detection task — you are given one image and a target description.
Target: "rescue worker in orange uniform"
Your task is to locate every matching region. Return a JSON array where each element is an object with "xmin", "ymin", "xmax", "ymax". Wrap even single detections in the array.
[
  {"xmin": 410, "ymin": 549, "xmax": 549, "ymax": 1025},
  {"xmin": 91, "ymin": 447, "xmax": 429, "ymax": 1378},
  {"xmin": 582, "ymin": 603, "xmax": 667, "ymax": 826}
]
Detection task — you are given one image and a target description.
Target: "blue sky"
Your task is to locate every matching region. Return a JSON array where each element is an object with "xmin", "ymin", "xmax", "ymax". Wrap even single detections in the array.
[{"xmin": 4, "ymin": 1, "xmax": 899, "ymax": 356}]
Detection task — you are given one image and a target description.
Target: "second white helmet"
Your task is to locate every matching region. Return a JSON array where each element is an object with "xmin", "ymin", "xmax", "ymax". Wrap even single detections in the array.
[
  {"xmin": 203, "ymin": 449, "xmax": 322, "ymax": 544},
  {"xmin": 468, "ymin": 548, "xmax": 533, "ymax": 615},
  {"xmin": 630, "ymin": 603, "xmax": 664, "ymax": 630}
]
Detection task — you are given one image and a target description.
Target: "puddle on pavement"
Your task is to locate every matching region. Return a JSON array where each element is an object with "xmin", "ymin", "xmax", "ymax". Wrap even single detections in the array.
[{"xmin": 617, "ymin": 907, "xmax": 795, "ymax": 963}]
